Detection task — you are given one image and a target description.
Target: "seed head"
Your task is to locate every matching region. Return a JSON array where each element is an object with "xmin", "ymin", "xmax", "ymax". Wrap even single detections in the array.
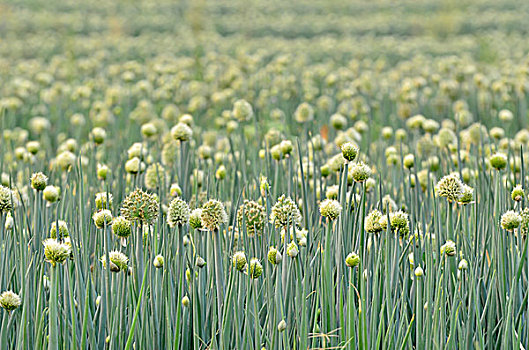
[
  {"xmin": 170, "ymin": 183, "xmax": 182, "ymax": 197},
  {"xmin": 93, "ymin": 210, "xmax": 113, "ymax": 229},
  {"xmin": 195, "ymin": 256, "xmax": 206, "ymax": 268},
  {"xmin": 325, "ymin": 185, "xmax": 339, "ymax": 199},
  {"xmin": 267, "ymin": 247, "xmax": 282, "ymax": 265},
  {"xmin": 294, "ymin": 102, "xmax": 314, "ymax": 123},
  {"xmin": 56, "ymin": 151, "xmax": 76, "ymax": 171},
  {"xmin": 349, "ymin": 162, "xmax": 371, "ymax": 183},
  {"xmin": 237, "ymin": 200, "xmax": 266, "ymax": 237},
  {"xmin": 43, "ymin": 238, "xmax": 71, "ymax": 266},
  {"xmin": 365, "ymin": 209, "xmax": 383, "ymax": 234},
  {"xmin": 125, "ymin": 157, "xmax": 144, "ymax": 174},
  {"xmin": 215, "ymin": 165, "xmax": 227, "ymax": 180},
  {"xmin": 489, "ymin": 153, "xmax": 507, "ymax": 170},
  {"xmin": 403, "ymin": 154, "xmax": 415, "ymax": 169},
  {"xmin": 414, "ymin": 266, "xmax": 424, "ymax": 277},
  {"xmin": 97, "ymin": 164, "xmax": 110, "ymax": 180},
  {"xmin": 232, "ymin": 99, "xmax": 254, "ymax": 122},
  {"xmin": 0, "ymin": 291, "xmax": 21, "ymax": 312},
  {"xmin": 145, "ymin": 163, "xmax": 167, "ymax": 190},
  {"xmin": 512, "ymin": 185, "xmax": 525, "ymax": 202},
  {"xmin": 153, "ymin": 255, "xmax": 164, "ymax": 268},
  {"xmin": 247, "ymin": 258, "xmax": 263, "ymax": 279},
  {"xmin": 95, "ymin": 192, "xmax": 113, "ymax": 210},
  {"xmin": 500, "ymin": 210, "xmax": 522, "ymax": 231},
  {"xmin": 50, "ymin": 220, "xmax": 69, "ymax": 239},
  {"xmin": 270, "ymin": 195, "xmax": 302, "ymax": 230},
  {"xmin": 112, "ymin": 216, "xmax": 132, "ymax": 238},
  {"xmin": 171, "ymin": 122, "xmax": 193, "ymax": 142},
  {"xmin": 141, "ymin": 123, "xmax": 158, "ymax": 138},
  {"xmin": 435, "ymin": 173, "xmax": 463, "ymax": 202},
  {"xmin": 330, "ymin": 113, "xmax": 347, "ymax": 130},
  {"xmin": 31, "ymin": 172, "xmax": 48, "ymax": 191},
  {"xmin": 121, "ymin": 188, "xmax": 159, "ymax": 224},
  {"xmin": 201, "ymin": 200, "xmax": 228, "ymax": 231},
  {"xmin": 0, "ymin": 186, "xmax": 14, "ymax": 213},
  {"xmin": 319, "ymin": 199, "xmax": 342, "ymax": 221},
  {"xmin": 167, "ymin": 197, "xmax": 190, "ymax": 228},
  {"xmin": 232, "ymin": 251, "xmax": 247, "ymax": 272},
  {"xmin": 440, "ymin": 240, "xmax": 457, "ymax": 257},
  {"xmin": 287, "ymin": 241, "xmax": 299, "ymax": 258},
  {"xmin": 278, "ymin": 320, "xmax": 287, "ymax": 332},
  {"xmin": 457, "ymin": 184, "xmax": 474, "ymax": 204},
  {"xmin": 389, "ymin": 210, "xmax": 410, "ymax": 237},
  {"xmin": 100, "ymin": 251, "xmax": 129, "ymax": 272},
  {"xmin": 189, "ymin": 209, "xmax": 203, "ymax": 229},
  {"xmin": 458, "ymin": 259, "xmax": 469, "ymax": 270}
]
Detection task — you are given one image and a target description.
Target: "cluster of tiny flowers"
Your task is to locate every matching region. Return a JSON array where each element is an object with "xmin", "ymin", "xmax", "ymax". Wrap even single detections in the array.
[
  {"xmin": 512, "ymin": 185, "xmax": 525, "ymax": 202},
  {"xmin": 0, "ymin": 186, "xmax": 13, "ymax": 213},
  {"xmin": 100, "ymin": 251, "xmax": 129, "ymax": 272},
  {"xmin": 270, "ymin": 195, "xmax": 302, "ymax": 229},
  {"xmin": 458, "ymin": 184, "xmax": 474, "ymax": 204},
  {"xmin": 112, "ymin": 216, "xmax": 132, "ymax": 238},
  {"xmin": 365, "ymin": 209, "xmax": 384, "ymax": 234},
  {"xmin": 236, "ymin": 200, "xmax": 266, "ymax": 237},
  {"xmin": 43, "ymin": 238, "xmax": 72, "ymax": 266},
  {"xmin": 341, "ymin": 142, "xmax": 359, "ymax": 162},
  {"xmin": 247, "ymin": 259, "xmax": 263, "ymax": 279},
  {"xmin": 144, "ymin": 163, "xmax": 166, "ymax": 190},
  {"xmin": 489, "ymin": 152, "xmax": 507, "ymax": 170},
  {"xmin": 500, "ymin": 210, "xmax": 522, "ymax": 231},
  {"xmin": 232, "ymin": 251, "xmax": 247, "ymax": 272},
  {"xmin": 440, "ymin": 240, "xmax": 457, "ymax": 257},
  {"xmin": 319, "ymin": 199, "xmax": 342, "ymax": 221},
  {"xmin": 349, "ymin": 162, "xmax": 371, "ymax": 182},
  {"xmin": 30, "ymin": 172, "xmax": 48, "ymax": 191},
  {"xmin": 435, "ymin": 173, "xmax": 463, "ymax": 202},
  {"xmin": 120, "ymin": 188, "xmax": 159, "ymax": 224},
  {"xmin": 200, "ymin": 199, "xmax": 228, "ymax": 231},
  {"xmin": 50, "ymin": 220, "xmax": 69, "ymax": 239},
  {"xmin": 167, "ymin": 197, "xmax": 190, "ymax": 227},
  {"xmin": 95, "ymin": 192, "xmax": 113, "ymax": 210},
  {"xmin": 189, "ymin": 209, "xmax": 203, "ymax": 229},
  {"xmin": 0, "ymin": 291, "xmax": 22, "ymax": 311},
  {"xmin": 171, "ymin": 122, "xmax": 193, "ymax": 142},
  {"xmin": 267, "ymin": 247, "xmax": 282, "ymax": 265},
  {"xmin": 93, "ymin": 210, "xmax": 113, "ymax": 229}
]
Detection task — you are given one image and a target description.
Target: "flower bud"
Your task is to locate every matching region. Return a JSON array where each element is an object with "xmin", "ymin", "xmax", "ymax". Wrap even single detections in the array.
[
  {"xmin": 489, "ymin": 153, "xmax": 507, "ymax": 171},
  {"xmin": 414, "ymin": 266, "xmax": 424, "ymax": 277},
  {"xmin": 345, "ymin": 252, "xmax": 360, "ymax": 267},
  {"xmin": 277, "ymin": 320, "xmax": 287, "ymax": 332},
  {"xmin": 287, "ymin": 241, "xmax": 299, "ymax": 258},
  {"xmin": 267, "ymin": 247, "xmax": 282, "ymax": 265},
  {"xmin": 440, "ymin": 240, "xmax": 457, "ymax": 257},
  {"xmin": 153, "ymin": 255, "xmax": 164, "ymax": 268},
  {"xmin": 232, "ymin": 251, "xmax": 247, "ymax": 272},
  {"xmin": 512, "ymin": 185, "xmax": 525, "ymax": 202},
  {"xmin": 458, "ymin": 259, "xmax": 468, "ymax": 270},
  {"xmin": 248, "ymin": 258, "xmax": 263, "ymax": 279},
  {"xmin": 501, "ymin": 210, "xmax": 522, "ymax": 231},
  {"xmin": 195, "ymin": 256, "xmax": 206, "ymax": 268},
  {"xmin": 43, "ymin": 185, "xmax": 60, "ymax": 203},
  {"xmin": 31, "ymin": 172, "xmax": 48, "ymax": 191},
  {"xmin": 341, "ymin": 142, "xmax": 358, "ymax": 162}
]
